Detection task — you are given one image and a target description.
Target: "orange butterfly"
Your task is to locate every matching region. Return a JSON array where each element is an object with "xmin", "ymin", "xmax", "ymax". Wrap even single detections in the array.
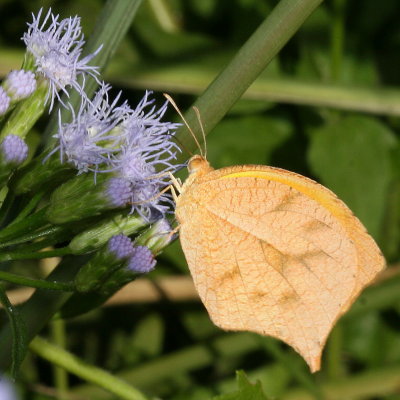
[{"xmin": 169, "ymin": 97, "xmax": 385, "ymax": 372}]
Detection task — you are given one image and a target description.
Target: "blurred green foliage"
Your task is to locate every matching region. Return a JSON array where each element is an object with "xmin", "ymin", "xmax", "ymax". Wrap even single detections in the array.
[{"xmin": 1, "ymin": 0, "xmax": 400, "ymax": 399}]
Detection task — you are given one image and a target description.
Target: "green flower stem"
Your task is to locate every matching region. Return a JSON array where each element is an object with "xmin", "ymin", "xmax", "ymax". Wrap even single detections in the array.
[
  {"xmin": 0, "ymin": 189, "xmax": 14, "ymax": 227},
  {"xmin": 174, "ymin": 0, "xmax": 324, "ymax": 161},
  {"xmin": 0, "ymin": 225, "xmax": 63, "ymax": 249},
  {"xmin": 0, "ymin": 270, "xmax": 74, "ymax": 291},
  {"xmin": 0, "ymin": 207, "xmax": 49, "ymax": 243},
  {"xmin": 10, "ymin": 191, "xmax": 45, "ymax": 225},
  {"xmin": 50, "ymin": 319, "xmax": 69, "ymax": 400},
  {"xmin": 0, "ymin": 247, "xmax": 71, "ymax": 262},
  {"xmin": 30, "ymin": 336, "xmax": 149, "ymax": 400},
  {"xmin": 0, "ymin": 256, "xmax": 84, "ymax": 370},
  {"xmin": 0, "ymin": 79, "xmax": 49, "ymax": 141},
  {"xmin": 0, "ymin": 283, "xmax": 27, "ymax": 379},
  {"xmin": 7, "ymin": 229, "xmax": 71, "ymax": 253}
]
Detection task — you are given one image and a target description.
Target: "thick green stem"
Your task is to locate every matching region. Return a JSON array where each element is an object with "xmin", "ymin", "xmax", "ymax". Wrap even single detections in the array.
[
  {"xmin": 0, "ymin": 270, "xmax": 74, "ymax": 291},
  {"xmin": 175, "ymin": 0, "xmax": 324, "ymax": 162},
  {"xmin": 30, "ymin": 336, "xmax": 148, "ymax": 400}
]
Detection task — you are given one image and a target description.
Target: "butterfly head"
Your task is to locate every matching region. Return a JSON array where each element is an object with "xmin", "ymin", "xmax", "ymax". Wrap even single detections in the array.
[{"xmin": 187, "ymin": 155, "xmax": 213, "ymax": 177}]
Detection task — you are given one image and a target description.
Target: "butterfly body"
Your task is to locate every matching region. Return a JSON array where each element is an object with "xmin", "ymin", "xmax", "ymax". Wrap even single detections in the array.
[{"xmin": 175, "ymin": 155, "xmax": 385, "ymax": 372}]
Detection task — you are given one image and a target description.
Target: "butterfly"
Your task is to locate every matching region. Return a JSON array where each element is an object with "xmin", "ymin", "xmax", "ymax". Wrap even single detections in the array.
[{"xmin": 168, "ymin": 97, "xmax": 386, "ymax": 372}]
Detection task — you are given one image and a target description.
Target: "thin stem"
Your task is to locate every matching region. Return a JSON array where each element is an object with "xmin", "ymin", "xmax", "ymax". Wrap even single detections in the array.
[
  {"xmin": 0, "ymin": 247, "xmax": 71, "ymax": 262},
  {"xmin": 11, "ymin": 230, "xmax": 72, "ymax": 253},
  {"xmin": 0, "ymin": 270, "xmax": 75, "ymax": 291},
  {"xmin": 326, "ymin": 323, "xmax": 345, "ymax": 379},
  {"xmin": 51, "ymin": 318, "xmax": 69, "ymax": 400},
  {"xmin": 175, "ymin": 0, "xmax": 324, "ymax": 162},
  {"xmin": 30, "ymin": 336, "xmax": 148, "ymax": 400},
  {"xmin": 0, "ymin": 283, "xmax": 27, "ymax": 378}
]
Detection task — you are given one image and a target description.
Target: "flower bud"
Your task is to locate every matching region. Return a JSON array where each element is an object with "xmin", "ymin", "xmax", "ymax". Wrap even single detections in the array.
[
  {"xmin": 0, "ymin": 135, "xmax": 29, "ymax": 186},
  {"xmin": 0, "ymin": 88, "xmax": 10, "ymax": 116},
  {"xmin": 3, "ymin": 70, "xmax": 36, "ymax": 101},
  {"xmin": 135, "ymin": 218, "xmax": 173, "ymax": 254},
  {"xmin": 11, "ymin": 152, "xmax": 74, "ymax": 195},
  {"xmin": 75, "ymin": 234, "xmax": 134, "ymax": 293},
  {"xmin": 69, "ymin": 212, "xmax": 149, "ymax": 254},
  {"xmin": 46, "ymin": 173, "xmax": 132, "ymax": 224}
]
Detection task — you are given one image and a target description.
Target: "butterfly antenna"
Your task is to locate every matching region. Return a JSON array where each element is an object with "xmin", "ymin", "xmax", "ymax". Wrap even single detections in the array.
[
  {"xmin": 193, "ymin": 106, "xmax": 207, "ymax": 160},
  {"xmin": 164, "ymin": 93, "xmax": 204, "ymax": 158}
]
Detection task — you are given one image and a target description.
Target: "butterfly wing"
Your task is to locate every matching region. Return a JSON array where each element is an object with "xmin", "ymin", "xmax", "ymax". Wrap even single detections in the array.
[{"xmin": 176, "ymin": 165, "xmax": 385, "ymax": 372}]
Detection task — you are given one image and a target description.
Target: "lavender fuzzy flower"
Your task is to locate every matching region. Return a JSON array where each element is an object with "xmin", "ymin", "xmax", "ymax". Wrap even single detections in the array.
[
  {"xmin": 0, "ymin": 135, "xmax": 28, "ymax": 165},
  {"xmin": 111, "ymin": 91, "xmax": 181, "ymax": 219},
  {"xmin": 0, "ymin": 88, "xmax": 10, "ymax": 116},
  {"xmin": 22, "ymin": 8, "xmax": 100, "ymax": 109},
  {"xmin": 4, "ymin": 70, "xmax": 36, "ymax": 100},
  {"xmin": 127, "ymin": 245, "xmax": 156, "ymax": 274},
  {"xmin": 105, "ymin": 177, "xmax": 133, "ymax": 207},
  {"xmin": 108, "ymin": 234, "xmax": 135, "ymax": 259},
  {"xmin": 53, "ymin": 83, "xmax": 129, "ymax": 173},
  {"xmin": 0, "ymin": 376, "xmax": 19, "ymax": 400}
]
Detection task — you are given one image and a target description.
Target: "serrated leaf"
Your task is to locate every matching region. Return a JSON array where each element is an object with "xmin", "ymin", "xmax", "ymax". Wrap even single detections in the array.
[
  {"xmin": 212, "ymin": 371, "xmax": 271, "ymax": 400},
  {"xmin": 308, "ymin": 115, "xmax": 397, "ymax": 239},
  {"xmin": 0, "ymin": 283, "xmax": 28, "ymax": 378}
]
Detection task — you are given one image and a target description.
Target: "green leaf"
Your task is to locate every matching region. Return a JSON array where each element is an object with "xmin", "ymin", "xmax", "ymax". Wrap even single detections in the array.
[
  {"xmin": 308, "ymin": 115, "xmax": 397, "ymax": 239},
  {"xmin": 0, "ymin": 283, "xmax": 28, "ymax": 378},
  {"xmin": 213, "ymin": 371, "xmax": 271, "ymax": 400}
]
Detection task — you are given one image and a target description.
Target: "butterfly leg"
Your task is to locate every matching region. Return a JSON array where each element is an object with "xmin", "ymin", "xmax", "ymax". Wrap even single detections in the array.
[{"xmin": 168, "ymin": 171, "xmax": 182, "ymax": 194}]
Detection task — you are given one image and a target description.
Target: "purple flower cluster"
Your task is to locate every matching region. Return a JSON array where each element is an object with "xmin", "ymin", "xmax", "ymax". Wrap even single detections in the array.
[
  {"xmin": 22, "ymin": 8, "xmax": 100, "ymax": 109},
  {"xmin": 4, "ymin": 70, "xmax": 36, "ymax": 100},
  {"xmin": 108, "ymin": 234, "xmax": 156, "ymax": 274},
  {"xmin": 53, "ymin": 84, "xmax": 180, "ymax": 220},
  {"xmin": 0, "ymin": 135, "xmax": 28, "ymax": 165},
  {"xmin": 20, "ymin": 9, "xmax": 180, "ymax": 220}
]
